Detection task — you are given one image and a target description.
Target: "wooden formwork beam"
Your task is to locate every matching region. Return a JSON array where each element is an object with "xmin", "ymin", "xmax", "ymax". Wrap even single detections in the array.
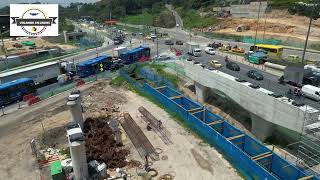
[
  {"xmin": 252, "ymin": 152, "xmax": 272, "ymax": 161},
  {"xmin": 226, "ymin": 134, "xmax": 245, "ymax": 141},
  {"xmin": 298, "ymin": 176, "xmax": 314, "ymax": 180},
  {"xmin": 155, "ymin": 86, "xmax": 167, "ymax": 90},
  {"xmin": 169, "ymin": 95, "xmax": 183, "ymax": 100},
  {"xmin": 188, "ymin": 107, "xmax": 203, "ymax": 113},
  {"xmin": 207, "ymin": 120, "xmax": 224, "ymax": 126},
  {"xmin": 192, "ymin": 109, "xmax": 205, "ymax": 114}
]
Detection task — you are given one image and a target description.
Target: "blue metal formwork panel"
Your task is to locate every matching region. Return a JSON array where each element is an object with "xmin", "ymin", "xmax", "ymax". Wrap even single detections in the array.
[
  {"xmin": 123, "ymin": 72, "xmax": 320, "ymax": 180},
  {"xmin": 204, "ymin": 110, "xmax": 223, "ymax": 124}
]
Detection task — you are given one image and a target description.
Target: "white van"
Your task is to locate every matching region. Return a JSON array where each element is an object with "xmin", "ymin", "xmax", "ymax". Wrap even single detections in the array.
[
  {"xmin": 301, "ymin": 85, "xmax": 320, "ymax": 101},
  {"xmin": 193, "ymin": 48, "xmax": 202, "ymax": 57},
  {"xmin": 205, "ymin": 47, "xmax": 215, "ymax": 55}
]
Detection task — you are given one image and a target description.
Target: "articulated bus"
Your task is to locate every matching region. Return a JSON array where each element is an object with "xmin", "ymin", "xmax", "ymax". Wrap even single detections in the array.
[
  {"xmin": 250, "ymin": 44, "xmax": 283, "ymax": 58},
  {"xmin": 120, "ymin": 47, "xmax": 151, "ymax": 64},
  {"xmin": 0, "ymin": 78, "xmax": 36, "ymax": 106},
  {"xmin": 76, "ymin": 55, "xmax": 113, "ymax": 78}
]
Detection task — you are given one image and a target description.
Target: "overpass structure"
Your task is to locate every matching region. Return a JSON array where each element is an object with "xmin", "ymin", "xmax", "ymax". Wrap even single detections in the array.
[{"xmin": 181, "ymin": 60, "xmax": 320, "ymax": 140}]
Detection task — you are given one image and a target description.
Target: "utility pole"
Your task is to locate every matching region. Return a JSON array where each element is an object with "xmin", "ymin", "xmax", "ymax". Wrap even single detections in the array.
[
  {"xmin": 301, "ymin": 17, "xmax": 312, "ymax": 65},
  {"xmin": 262, "ymin": 0, "xmax": 268, "ymax": 41},
  {"xmin": 254, "ymin": 0, "xmax": 262, "ymax": 46}
]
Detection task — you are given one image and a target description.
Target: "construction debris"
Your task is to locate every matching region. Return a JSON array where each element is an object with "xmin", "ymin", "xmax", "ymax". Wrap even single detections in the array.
[
  {"xmin": 121, "ymin": 112, "xmax": 160, "ymax": 161},
  {"xmin": 84, "ymin": 117, "xmax": 129, "ymax": 169},
  {"xmin": 138, "ymin": 106, "xmax": 173, "ymax": 145}
]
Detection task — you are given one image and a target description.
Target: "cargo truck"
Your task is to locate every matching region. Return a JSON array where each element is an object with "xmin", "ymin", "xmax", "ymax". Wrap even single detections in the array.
[
  {"xmin": 187, "ymin": 42, "xmax": 201, "ymax": 57},
  {"xmin": 279, "ymin": 66, "xmax": 320, "ymax": 87}
]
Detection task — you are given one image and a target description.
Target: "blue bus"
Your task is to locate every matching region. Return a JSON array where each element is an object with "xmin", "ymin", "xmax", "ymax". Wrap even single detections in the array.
[
  {"xmin": 120, "ymin": 47, "xmax": 150, "ymax": 64},
  {"xmin": 76, "ymin": 55, "xmax": 113, "ymax": 78},
  {"xmin": 0, "ymin": 78, "xmax": 36, "ymax": 106}
]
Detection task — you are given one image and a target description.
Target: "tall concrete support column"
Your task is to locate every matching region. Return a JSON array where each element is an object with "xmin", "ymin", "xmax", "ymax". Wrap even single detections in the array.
[
  {"xmin": 67, "ymin": 126, "xmax": 88, "ymax": 180},
  {"xmin": 251, "ymin": 114, "xmax": 275, "ymax": 141},
  {"xmin": 194, "ymin": 82, "xmax": 208, "ymax": 103},
  {"xmin": 67, "ymin": 93, "xmax": 84, "ymax": 129}
]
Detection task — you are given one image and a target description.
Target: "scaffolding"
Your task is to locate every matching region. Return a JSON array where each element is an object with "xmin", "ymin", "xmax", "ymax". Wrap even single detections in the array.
[{"xmin": 287, "ymin": 101, "xmax": 320, "ymax": 177}]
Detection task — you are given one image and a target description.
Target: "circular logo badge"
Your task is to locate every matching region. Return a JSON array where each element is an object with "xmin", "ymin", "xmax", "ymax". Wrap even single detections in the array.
[{"xmin": 21, "ymin": 8, "xmax": 47, "ymax": 36}]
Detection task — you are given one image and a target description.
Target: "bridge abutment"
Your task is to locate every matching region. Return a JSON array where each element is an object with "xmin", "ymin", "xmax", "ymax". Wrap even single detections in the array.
[
  {"xmin": 195, "ymin": 81, "xmax": 208, "ymax": 103},
  {"xmin": 251, "ymin": 114, "xmax": 275, "ymax": 141}
]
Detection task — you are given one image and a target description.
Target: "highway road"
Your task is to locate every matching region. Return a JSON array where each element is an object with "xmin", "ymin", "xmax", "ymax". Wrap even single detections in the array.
[
  {"xmin": 118, "ymin": 22, "xmax": 320, "ymax": 62},
  {"xmin": 169, "ymin": 42, "xmax": 320, "ymax": 109}
]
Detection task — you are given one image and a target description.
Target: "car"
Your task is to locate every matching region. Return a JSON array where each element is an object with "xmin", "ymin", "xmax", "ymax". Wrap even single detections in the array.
[
  {"xmin": 138, "ymin": 32, "xmax": 143, "ymax": 35},
  {"xmin": 165, "ymin": 40, "xmax": 174, "ymax": 45},
  {"xmin": 157, "ymin": 55, "xmax": 171, "ymax": 61},
  {"xmin": 132, "ymin": 32, "xmax": 137, "ymax": 36},
  {"xmin": 205, "ymin": 47, "xmax": 215, "ymax": 55},
  {"xmin": 146, "ymin": 36, "xmax": 152, "ymax": 40},
  {"xmin": 176, "ymin": 40, "xmax": 183, "ymax": 45},
  {"xmin": 210, "ymin": 60, "xmax": 222, "ymax": 69},
  {"xmin": 247, "ymin": 70, "xmax": 264, "ymax": 80},
  {"xmin": 150, "ymin": 34, "xmax": 157, "ymax": 39},
  {"xmin": 226, "ymin": 61, "xmax": 240, "ymax": 71}
]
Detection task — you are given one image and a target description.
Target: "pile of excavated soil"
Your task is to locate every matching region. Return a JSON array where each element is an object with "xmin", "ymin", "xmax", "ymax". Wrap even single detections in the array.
[{"xmin": 84, "ymin": 117, "xmax": 129, "ymax": 168}]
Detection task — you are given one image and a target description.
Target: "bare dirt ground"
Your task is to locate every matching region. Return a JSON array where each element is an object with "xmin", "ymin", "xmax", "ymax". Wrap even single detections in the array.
[
  {"xmin": 119, "ymin": 89, "xmax": 241, "ymax": 179},
  {"xmin": 201, "ymin": 9, "xmax": 320, "ymax": 44},
  {"xmin": 0, "ymin": 80, "xmax": 242, "ymax": 180},
  {"xmin": 2, "ymin": 37, "xmax": 76, "ymax": 56}
]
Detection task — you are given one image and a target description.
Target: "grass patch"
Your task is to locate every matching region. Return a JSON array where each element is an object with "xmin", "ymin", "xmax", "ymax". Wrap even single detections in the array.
[
  {"xmin": 147, "ymin": 63, "xmax": 179, "ymax": 87},
  {"xmin": 110, "ymin": 76, "xmax": 126, "ymax": 87},
  {"xmin": 202, "ymin": 32, "xmax": 248, "ymax": 42},
  {"xmin": 121, "ymin": 12, "xmax": 154, "ymax": 26},
  {"xmin": 176, "ymin": 8, "xmax": 219, "ymax": 29}
]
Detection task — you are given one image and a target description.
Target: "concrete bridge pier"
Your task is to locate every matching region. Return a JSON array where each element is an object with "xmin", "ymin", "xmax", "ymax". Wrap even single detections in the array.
[
  {"xmin": 195, "ymin": 82, "xmax": 209, "ymax": 103},
  {"xmin": 251, "ymin": 114, "xmax": 275, "ymax": 141}
]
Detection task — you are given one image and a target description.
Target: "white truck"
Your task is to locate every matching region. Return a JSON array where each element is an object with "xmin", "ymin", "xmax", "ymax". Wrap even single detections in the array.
[
  {"xmin": 0, "ymin": 61, "xmax": 61, "ymax": 84},
  {"xmin": 187, "ymin": 42, "xmax": 201, "ymax": 57}
]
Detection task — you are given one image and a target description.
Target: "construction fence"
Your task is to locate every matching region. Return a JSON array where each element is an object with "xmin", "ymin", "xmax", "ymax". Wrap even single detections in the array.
[
  {"xmin": 37, "ymin": 71, "xmax": 117, "ymax": 101},
  {"xmin": 119, "ymin": 66, "xmax": 319, "ymax": 180}
]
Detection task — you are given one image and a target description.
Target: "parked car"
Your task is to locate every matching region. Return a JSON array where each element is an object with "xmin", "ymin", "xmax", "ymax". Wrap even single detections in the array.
[
  {"xmin": 210, "ymin": 60, "xmax": 222, "ymax": 69},
  {"xmin": 165, "ymin": 40, "xmax": 174, "ymax": 45},
  {"xmin": 226, "ymin": 61, "xmax": 240, "ymax": 71},
  {"xmin": 157, "ymin": 55, "xmax": 171, "ymax": 61},
  {"xmin": 205, "ymin": 47, "xmax": 215, "ymax": 55},
  {"xmin": 247, "ymin": 70, "xmax": 264, "ymax": 80},
  {"xmin": 150, "ymin": 34, "xmax": 157, "ymax": 39},
  {"xmin": 146, "ymin": 36, "xmax": 152, "ymax": 40},
  {"xmin": 138, "ymin": 32, "xmax": 143, "ymax": 35},
  {"xmin": 176, "ymin": 40, "xmax": 183, "ymax": 45}
]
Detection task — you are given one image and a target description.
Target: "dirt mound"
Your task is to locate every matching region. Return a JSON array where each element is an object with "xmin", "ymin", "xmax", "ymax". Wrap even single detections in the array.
[{"xmin": 84, "ymin": 117, "xmax": 129, "ymax": 169}]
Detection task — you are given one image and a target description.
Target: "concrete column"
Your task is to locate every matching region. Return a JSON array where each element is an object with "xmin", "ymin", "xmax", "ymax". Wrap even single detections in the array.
[
  {"xmin": 194, "ymin": 82, "xmax": 208, "ymax": 103},
  {"xmin": 251, "ymin": 114, "xmax": 274, "ymax": 141},
  {"xmin": 63, "ymin": 31, "xmax": 68, "ymax": 43},
  {"xmin": 67, "ymin": 127, "xmax": 88, "ymax": 180},
  {"xmin": 67, "ymin": 94, "xmax": 84, "ymax": 129}
]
